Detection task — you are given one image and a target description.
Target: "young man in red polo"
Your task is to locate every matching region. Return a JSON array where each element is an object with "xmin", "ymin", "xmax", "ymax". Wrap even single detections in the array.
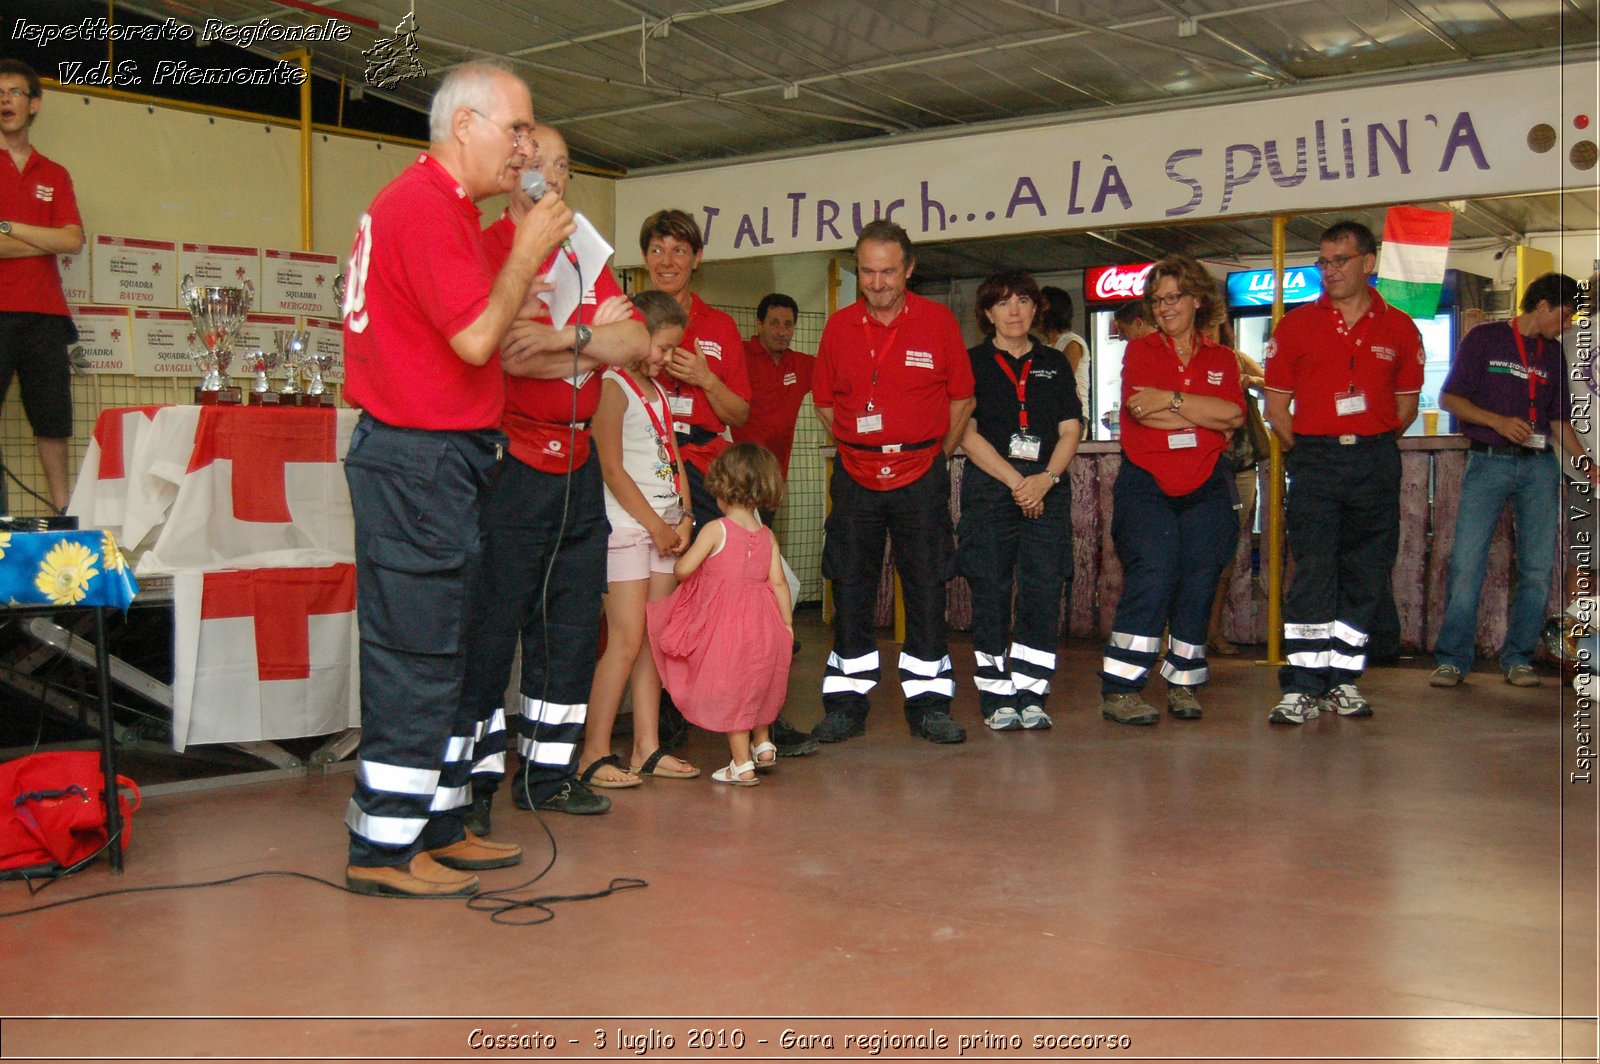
[{"xmin": 0, "ymin": 59, "xmax": 85, "ymax": 513}]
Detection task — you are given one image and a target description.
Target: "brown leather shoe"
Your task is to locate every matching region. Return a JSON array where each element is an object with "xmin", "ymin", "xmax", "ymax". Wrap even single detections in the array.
[
  {"xmin": 346, "ymin": 853, "xmax": 479, "ymax": 898},
  {"xmin": 428, "ymin": 831, "xmax": 523, "ymax": 871}
]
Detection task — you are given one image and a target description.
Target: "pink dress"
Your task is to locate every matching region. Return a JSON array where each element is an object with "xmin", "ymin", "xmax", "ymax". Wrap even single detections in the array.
[{"xmin": 647, "ymin": 520, "xmax": 792, "ymax": 733}]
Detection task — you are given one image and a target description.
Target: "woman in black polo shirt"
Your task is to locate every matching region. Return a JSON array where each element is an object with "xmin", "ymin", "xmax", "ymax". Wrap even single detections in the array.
[{"xmin": 956, "ymin": 270, "xmax": 1082, "ymax": 731}]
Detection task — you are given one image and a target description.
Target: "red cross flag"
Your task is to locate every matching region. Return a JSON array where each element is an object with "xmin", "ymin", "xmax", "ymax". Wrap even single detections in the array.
[{"xmin": 171, "ymin": 565, "xmax": 360, "ymax": 750}]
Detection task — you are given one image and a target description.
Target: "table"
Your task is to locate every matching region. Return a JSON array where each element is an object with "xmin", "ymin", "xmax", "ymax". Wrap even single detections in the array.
[
  {"xmin": 68, "ymin": 406, "xmax": 361, "ymax": 753},
  {"xmin": 0, "ymin": 529, "xmax": 139, "ymax": 872}
]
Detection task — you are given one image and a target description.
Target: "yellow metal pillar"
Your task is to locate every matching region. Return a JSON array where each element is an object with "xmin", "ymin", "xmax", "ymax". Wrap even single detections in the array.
[
  {"xmin": 282, "ymin": 50, "xmax": 314, "ymax": 250},
  {"xmin": 1263, "ymin": 214, "xmax": 1289, "ymax": 665}
]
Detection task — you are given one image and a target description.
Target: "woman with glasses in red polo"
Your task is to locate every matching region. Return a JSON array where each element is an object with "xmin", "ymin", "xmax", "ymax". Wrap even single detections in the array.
[{"xmin": 1098, "ymin": 255, "xmax": 1245, "ymax": 727}]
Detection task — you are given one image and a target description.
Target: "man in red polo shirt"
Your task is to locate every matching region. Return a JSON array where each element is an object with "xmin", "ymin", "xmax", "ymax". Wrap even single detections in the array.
[
  {"xmin": 811, "ymin": 220, "xmax": 975, "ymax": 745},
  {"xmin": 340, "ymin": 61, "xmax": 574, "ymax": 897},
  {"xmin": 733, "ymin": 292, "xmax": 815, "ymax": 490},
  {"xmin": 461, "ymin": 122, "xmax": 648, "ymax": 828},
  {"xmin": 0, "ymin": 60, "xmax": 84, "ymax": 514},
  {"xmin": 1263, "ymin": 219, "xmax": 1423, "ymax": 725}
]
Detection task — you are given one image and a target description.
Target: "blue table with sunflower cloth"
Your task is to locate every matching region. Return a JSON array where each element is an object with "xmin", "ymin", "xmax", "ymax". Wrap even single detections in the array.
[{"xmin": 1, "ymin": 530, "xmax": 138, "ymax": 872}]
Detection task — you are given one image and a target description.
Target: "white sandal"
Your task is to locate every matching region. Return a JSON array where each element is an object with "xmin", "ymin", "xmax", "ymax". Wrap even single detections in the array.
[
  {"xmin": 751, "ymin": 741, "xmax": 778, "ymax": 771},
  {"xmin": 711, "ymin": 759, "xmax": 760, "ymax": 786}
]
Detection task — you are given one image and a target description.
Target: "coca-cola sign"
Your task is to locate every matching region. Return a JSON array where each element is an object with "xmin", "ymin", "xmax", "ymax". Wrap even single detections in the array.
[{"xmin": 1084, "ymin": 263, "xmax": 1155, "ymax": 306}]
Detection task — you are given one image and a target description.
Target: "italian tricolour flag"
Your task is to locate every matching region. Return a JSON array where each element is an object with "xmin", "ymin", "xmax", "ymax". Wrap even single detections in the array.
[{"xmin": 1376, "ymin": 206, "xmax": 1453, "ymax": 317}]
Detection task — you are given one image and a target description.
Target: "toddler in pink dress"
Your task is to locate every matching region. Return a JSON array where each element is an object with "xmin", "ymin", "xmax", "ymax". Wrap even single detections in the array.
[{"xmin": 648, "ymin": 443, "xmax": 794, "ymax": 785}]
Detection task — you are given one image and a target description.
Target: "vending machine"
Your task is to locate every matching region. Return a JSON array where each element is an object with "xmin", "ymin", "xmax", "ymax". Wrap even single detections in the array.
[{"xmin": 1082, "ymin": 261, "xmax": 1155, "ymax": 441}]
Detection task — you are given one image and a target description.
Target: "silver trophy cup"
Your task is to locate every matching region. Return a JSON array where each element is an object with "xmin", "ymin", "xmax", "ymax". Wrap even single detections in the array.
[
  {"xmin": 274, "ymin": 327, "xmax": 310, "ymax": 400},
  {"xmin": 180, "ymin": 274, "xmax": 252, "ymax": 398},
  {"xmin": 243, "ymin": 348, "xmax": 280, "ymax": 397},
  {"xmin": 302, "ymin": 344, "xmax": 333, "ymax": 400}
]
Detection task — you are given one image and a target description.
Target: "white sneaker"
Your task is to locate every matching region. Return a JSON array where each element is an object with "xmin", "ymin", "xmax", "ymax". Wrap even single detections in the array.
[
  {"xmin": 1323, "ymin": 683, "xmax": 1373, "ymax": 717},
  {"xmin": 1268, "ymin": 693, "xmax": 1321, "ymax": 725},
  {"xmin": 1429, "ymin": 664, "xmax": 1464, "ymax": 687},
  {"xmin": 985, "ymin": 706, "xmax": 1024, "ymax": 731},
  {"xmin": 1018, "ymin": 705, "xmax": 1053, "ymax": 730}
]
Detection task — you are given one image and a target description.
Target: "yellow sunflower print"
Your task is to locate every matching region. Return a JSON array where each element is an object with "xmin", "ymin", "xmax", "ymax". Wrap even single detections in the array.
[
  {"xmin": 101, "ymin": 532, "xmax": 127, "ymax": 574},
  {"xmin": 34, "ymin": 540, "xmax": 100, "ymax": 606}
]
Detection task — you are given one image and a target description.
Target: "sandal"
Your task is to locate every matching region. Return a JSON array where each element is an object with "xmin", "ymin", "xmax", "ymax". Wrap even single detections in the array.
[
  {"xmin": 579, "ymin": 754, "xmax": 641, "ymax": 789},
  {"xmin": 751, "ymin": 741, "xmax": 778, "ymax": 771},
  {"xmin": 711, "ymin": 759, "xmax": 760, "ymax": 786},
  {"xmin": 632, "ymin": 747, "xmax": 700, "ymax": 779}
]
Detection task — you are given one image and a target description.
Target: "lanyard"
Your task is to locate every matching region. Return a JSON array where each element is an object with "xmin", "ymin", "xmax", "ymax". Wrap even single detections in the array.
[
  {"xmin": 1511, "ymin": 323, "xmax": 1544, "ymax": 425},
  {"xmin": 617, "ymin": 371, "xmax": 685, "ymax": 495},
  {"xmin": 993, "ymin": 351, "xmax": 1034, "ymax": 431},
  {"xmin": 860, "ymin": 315, "xmax": 904, "ymax": 413}
]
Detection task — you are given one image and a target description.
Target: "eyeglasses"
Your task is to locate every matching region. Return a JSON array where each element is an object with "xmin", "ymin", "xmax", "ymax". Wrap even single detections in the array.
[
  {"xmin": 1315, "ymin": 254, "xmax": 1361, "ymax": 271},
  {"xmin": 1151, "ymin": 293, "xmax": 1189, "ymax": 308},
  {"xmin": 468, "ymin": 108, "xmax": 532, "ymax": 150},
  {"xmin": 0, "ymin": 87, "xmax": 33, "ymax": 100}
]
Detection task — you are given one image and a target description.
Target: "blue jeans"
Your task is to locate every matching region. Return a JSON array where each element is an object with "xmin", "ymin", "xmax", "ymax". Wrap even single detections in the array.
[{"xmin": 1433, "ymin": 450, "xmax": 1560, "ymax": 673}]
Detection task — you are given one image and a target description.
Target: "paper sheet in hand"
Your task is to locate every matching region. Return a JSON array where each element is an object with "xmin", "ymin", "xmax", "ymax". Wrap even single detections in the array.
[{"xmin": 540, "ymin": 214, "xmax": 615, "ymax": 329}]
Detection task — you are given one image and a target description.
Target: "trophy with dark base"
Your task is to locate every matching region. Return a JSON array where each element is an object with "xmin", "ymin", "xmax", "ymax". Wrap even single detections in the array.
[
  {"xmin": 243, "ymin": 347, "xmax": 281, "ymax": 405},
  {"xmin": 274, "ymin": 328, "xmax": 310, "ymax": 407},
  {"xmin": 181, "ymin": 274, "xmax": 249, "ymax": 405}
]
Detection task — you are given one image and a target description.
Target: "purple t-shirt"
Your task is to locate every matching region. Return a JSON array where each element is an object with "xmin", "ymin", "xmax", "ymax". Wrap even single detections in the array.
[{"xmin": 1441, "ymin": 320, "xmax": 1570, "ymax": 446}]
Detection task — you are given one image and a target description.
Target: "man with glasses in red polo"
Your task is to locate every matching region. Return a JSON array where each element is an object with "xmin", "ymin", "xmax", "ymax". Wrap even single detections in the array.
[{"xmin": 1263, "ymin": 220, "xmax": 1423, "ymax": 726}]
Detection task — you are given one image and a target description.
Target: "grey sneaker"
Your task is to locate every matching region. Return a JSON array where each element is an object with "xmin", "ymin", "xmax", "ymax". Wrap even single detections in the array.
[
  {"xmin": 1505, "ymin": 664, "xmax": 1541, "ymax": 687},
  {"xmin": 1017, "ymin": 704, "xmax": 1053, "ymax": 730},
  {"xmin": 1100, "ymin": 691, "xmax": 1158, "ymax": 726},
  {"xmin": 1166, "ymin": 686, "xmax": 1203, "ymax": 720},
  {"xmin": 1429, "ymin": 664, "xmax": 1464, "ymax": 688},
  {"xmin": 1323, "ymin": 683, "xmax": 1373, "ymax": 717},
  {"xmin": 1268, "ymin": 692, "xmax": 1321, "ymax": 725},
  {"xmin": 985, "ymin": 706, "xmax": 1024, "ymax": 731}
]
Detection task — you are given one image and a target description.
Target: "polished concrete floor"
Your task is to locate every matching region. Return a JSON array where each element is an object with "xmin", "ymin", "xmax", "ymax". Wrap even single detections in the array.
[{"xmin": 2, "ymin": 619, "xmax": 1596, "ymax": 1062}]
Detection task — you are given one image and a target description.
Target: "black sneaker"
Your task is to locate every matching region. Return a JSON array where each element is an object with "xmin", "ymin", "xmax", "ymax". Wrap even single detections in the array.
[
  {"xmin": 810, "ymin": 711, "xmax": 866, "ymax": 743},
  {"xmin": 463, "ymin": 791, "xmax": 493, "ymax": 837},
  {"xmin": 772, "ymin": 716, "xmax": 820, "ymax": 756},
  {"xmin": 529, "ymin": 779, "xmax": 611, "ymax": 816},
  {"xmin": 911, "ymin": 710, "xmax": 966, "ymax": 744}
]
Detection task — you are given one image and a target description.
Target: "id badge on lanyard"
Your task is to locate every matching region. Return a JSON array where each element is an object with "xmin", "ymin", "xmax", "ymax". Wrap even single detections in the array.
[
  {"xmin": 1008, "ymin": 433, "xmax": 1042, "ymax": 460},
  {"xmin": 1335, "ymin": 390, "xmax": 1368, "ymax": 416},
  {"xmin": 1513, "ymin": 325, "xmax": 1546, "ymax": 450}
]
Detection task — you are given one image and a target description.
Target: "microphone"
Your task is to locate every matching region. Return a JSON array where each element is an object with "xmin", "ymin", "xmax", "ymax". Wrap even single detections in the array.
[{"xmin": 519, "ymin": 170, "xmax": 580, "ymax": 269}]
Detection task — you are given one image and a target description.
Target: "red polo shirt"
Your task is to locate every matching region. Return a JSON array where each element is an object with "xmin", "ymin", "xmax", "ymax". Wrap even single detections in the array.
[
  {"xmin": 1264, "ymin": 289, "xmax": 1424, "ymax": 437},
  {"xmin": 0, "ymin": 148, "xmax": 81, "ymax": 317},
  {"xmin": 343, "ymin": 154, "xmax": 504, "ymax": 430},
  {"xmin": 813, "ymin": 292, "xmax": 974, "ymax": 489},
  {"xmin": 1121, "ymin": 332, "xmax": 1244, "ymax": 496},
  {"xmin": 482, "ymin": 214, "xmax": 639, "ymax": 473},
  {"xmin": 731, "ymin": 336, "xmax": 815, "ymax": 479},
  {"xmin": 660, "ymin": 292, "xmax": 751, "ymax": 474}
]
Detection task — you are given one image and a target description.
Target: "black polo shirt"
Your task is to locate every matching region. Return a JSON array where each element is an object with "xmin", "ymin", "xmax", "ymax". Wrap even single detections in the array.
[{"xmin": 966, "ymin": 336, "xmax": 1082, "ymax": 458}]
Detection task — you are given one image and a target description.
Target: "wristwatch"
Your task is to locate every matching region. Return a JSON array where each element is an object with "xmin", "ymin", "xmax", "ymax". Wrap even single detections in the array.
[
  {"xmin": 573, "ymin": 323, "xmax": 592, "ymax": 354},
  {"xmin": 0, "ymin": 221, "xmax": 11, "ymax": 236},
  {"xmin": 1169, "ymin": 390, "xmax": 1185, "ymax": 411},
  {"xmin": 1045, "ymin": 470, "xmax": 1061, "ymax": 485}
]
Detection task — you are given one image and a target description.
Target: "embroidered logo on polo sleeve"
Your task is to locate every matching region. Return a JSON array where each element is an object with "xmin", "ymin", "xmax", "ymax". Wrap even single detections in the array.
[
  {"xmin": 1207, "ymin": 370, "xmax": 1225, "ymax": 385},
  {"xmin": 695, "ymin": 339, "xmax": 723, "ymax": 360},
  {"xmin": 34, "ymin": 184, "xmax": 55, "ymax": 203},
  {"xmin": 1373, "ymin": 346, "xmax": 1397, "ymax": 362},
  {"xmin": 904, "ymin": 350, "xmax": 935, "ymax": 369},
  {"xmin": 783, "ymin": 372, "xmax": 798, "ymax": 386}
]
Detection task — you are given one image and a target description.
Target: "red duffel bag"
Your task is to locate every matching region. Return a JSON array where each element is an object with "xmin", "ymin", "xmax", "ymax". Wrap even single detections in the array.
[{"xmin": 0, "ymin": 752, "xmax": 140, "ymax": 874}]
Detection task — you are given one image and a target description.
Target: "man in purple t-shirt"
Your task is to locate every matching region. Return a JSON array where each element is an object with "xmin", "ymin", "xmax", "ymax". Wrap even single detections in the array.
[{"xmin": 1430, "ymin": 273, "xmax": 1593, "ymax": 688}]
